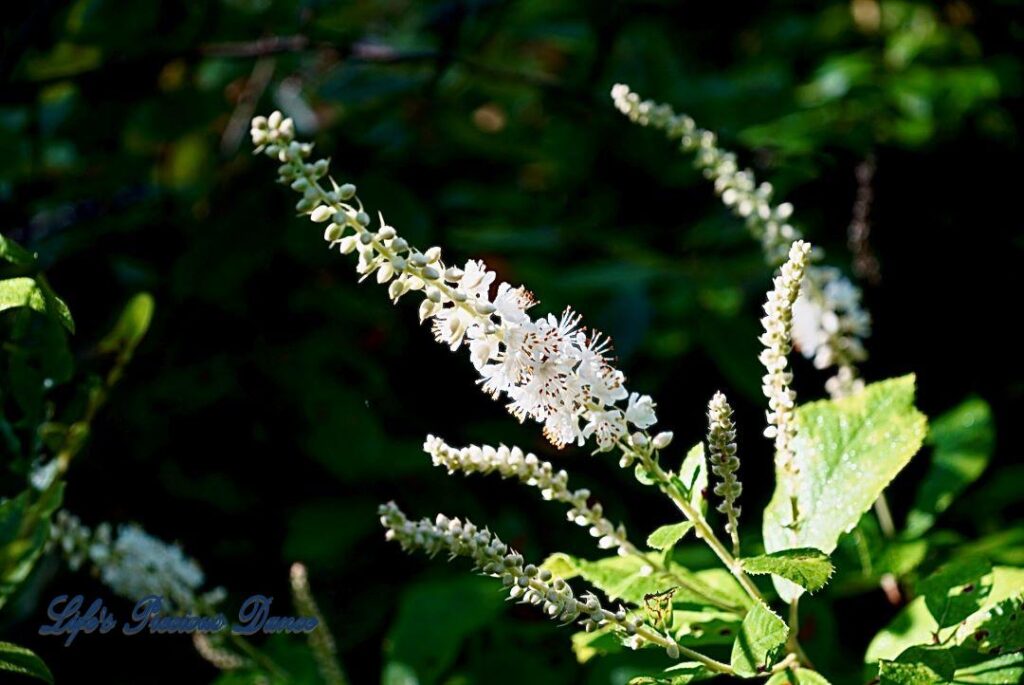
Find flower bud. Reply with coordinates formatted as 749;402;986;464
324;224;344;242
652;431;674;450
339;183;357;200
310;205;333;223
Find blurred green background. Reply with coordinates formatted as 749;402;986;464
1;0;1022;682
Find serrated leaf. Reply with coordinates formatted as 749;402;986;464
647;522;695;551
0;277;74;332
0;642;53;683
905;397;994;538
543;553;743;613
739;548;834;593
98;292;155;354
730;600;789;677
765;667;832;685
763;375;927;601
919;558;993;627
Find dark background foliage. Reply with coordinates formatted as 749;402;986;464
1;0;1022;683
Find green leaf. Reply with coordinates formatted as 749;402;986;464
918;558;993;627
571;626;622;663
952;651;1024;684
0;234;34;265
572;555;676;605
0;277;74;332
679;443;709;515
763;375;927;601
542;553;744;612
0;641;53;683
878;659;946;685
959;594;1024;655
739;548;834;593
647;522;695;551
98;292;155;354
896;646;956;680
865;597;937;665
905;397;994;538
730;600;789;677
866;567;1024;664
540;552;579;580
0;484;65;609
765;667;832;685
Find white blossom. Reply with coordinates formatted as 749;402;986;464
50;512;221;610
792;266;870;397
252;112;659;452
759;241;810;480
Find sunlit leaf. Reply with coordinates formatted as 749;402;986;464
739;548;834;593
647;522;695;551
0;642;53;684
730;600;788;677
763;375;927;600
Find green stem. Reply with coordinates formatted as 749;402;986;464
528;578;733;675
873;494;896;539
626;443;763;607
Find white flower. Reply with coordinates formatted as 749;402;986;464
493;283;534;324
459;259;496;300
759;241;810;478
100;525;205;608
252;114;660;452
582;409;627;452
431;306;479;351
624;393;657;429
542;409;584;449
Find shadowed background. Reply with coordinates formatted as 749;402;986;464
1;0;1022;682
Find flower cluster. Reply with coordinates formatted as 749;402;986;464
792;267;870;397
424;435;636;556
378;502;681;657
759;242;810;477
706;392;741;556
610;84;871;398
251;112;660;452
50;511;223;610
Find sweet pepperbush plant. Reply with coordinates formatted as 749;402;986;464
247;85;1024;685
